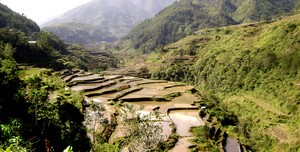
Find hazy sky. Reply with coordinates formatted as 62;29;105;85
1;0;91;25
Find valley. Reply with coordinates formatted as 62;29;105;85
42;0;178;45
1;0;300;151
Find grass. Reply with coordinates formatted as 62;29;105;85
18;67;44;80
142;14;300;151
222;93;299;151
190;126;219;152
242;94;288;116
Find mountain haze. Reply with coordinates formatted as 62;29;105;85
43;22;117;44
42;0;178;44
0;3;105;70
126;0;299;53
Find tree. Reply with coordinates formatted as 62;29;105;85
119;104;163;151
22;72;91;151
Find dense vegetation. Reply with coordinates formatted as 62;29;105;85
126;0;299;53
0;3;39;35
144;14;300;151
0;2;116;71
0;3;165;151
2;1;300;151
0;44;91;151
0;27;103;70
0;5;120;150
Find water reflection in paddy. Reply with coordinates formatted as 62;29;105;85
169;110;204;136
170;137;193;152
123;101;169;113
64;73;206;151
70;74;101;81
71;83;101;91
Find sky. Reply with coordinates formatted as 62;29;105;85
1;0;91;25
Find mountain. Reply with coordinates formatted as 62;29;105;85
42;0;178;44
123;13;300;151
126;0;299;53
43;22;117;44
0;3;40;35
0;3;107;70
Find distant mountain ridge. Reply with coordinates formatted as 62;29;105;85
126;0;300;53
43;22;118;44
0;3;102;70
42;0;178;44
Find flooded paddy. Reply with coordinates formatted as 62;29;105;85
171;137;194;152
169;110;204;136
70;74;102;82
61;72;205;151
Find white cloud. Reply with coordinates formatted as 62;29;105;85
1;0;91;25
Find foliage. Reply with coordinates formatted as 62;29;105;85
146;14;300;151
0;143;29;152
0;4;105;71
85;102;107;144
63;146;73;152
154;129;179;151
85;103;165;152
93;142;119;152
126;0;299;53
191;126;218;152
0;54;91;151
19;71;90;151
0;44;23;121
0;3;40;35
119;104;163;151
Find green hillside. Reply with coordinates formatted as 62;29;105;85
0;3;114;71
141;14;300;151
126;0;299;53
0;4;92;151
1;1;300;151
0;3;40;35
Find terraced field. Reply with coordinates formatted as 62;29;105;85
59;70;205;151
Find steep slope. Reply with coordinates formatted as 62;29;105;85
0;3;107;70
126;0;299;53
232;0;297;22
0;4;92;151
0;3;40;34
42;0;177;44
142;14;300;151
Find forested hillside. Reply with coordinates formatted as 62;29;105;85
0;3;94;151
0;3;116;70
126;0;299;53
0;3;39;35
143;14;300;151
1;1;300;151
